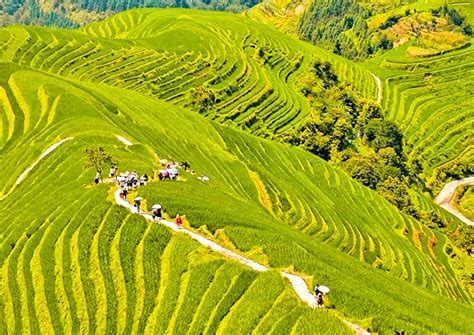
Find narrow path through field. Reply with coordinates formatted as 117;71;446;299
113;189;371;335
435;177;474;226
0;137;73;201
16;137;74;185
116;135;133;146
372;74;382;104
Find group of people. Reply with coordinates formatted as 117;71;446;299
131;194;184;228
117;170;149;199
158;160;195;181
149;203;183;228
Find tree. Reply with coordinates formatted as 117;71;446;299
344;156;382;189
189;86;215;113
364;119;403;154
84;147;117;182
377;176;412;210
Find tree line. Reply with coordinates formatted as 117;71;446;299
0;0;261;28
297;0;472;60
284;61;451;228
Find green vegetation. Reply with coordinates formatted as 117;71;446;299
284;61;430;224
454;185;474;221
298;0;472;59
366;43;474;192
0;7;472;334
84;147;117;182
0;9;377;140
0;0;261;27
0;61;472;332
246;0;312;34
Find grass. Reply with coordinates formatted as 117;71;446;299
363;40;474;190
454;185;474;220
0;8;472;334
0;9;378;140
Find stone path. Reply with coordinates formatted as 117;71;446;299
0;137;73;201
16;137;73;185
435;177;474;226
113;189;371;334
116;135;133;146
372;74;382;104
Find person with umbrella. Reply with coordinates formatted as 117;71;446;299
134;197;143;213
152;204;162;221
313;285;330;308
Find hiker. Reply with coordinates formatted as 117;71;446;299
314;284;320;296
134;197;142;213
122;188;128;200
180;161;190;171
313;285;329;308
168;168;178;180
175;214;183;228
316;292;323;308
94;171;101;184
152;204;162;221
159;170;169;180
109;166;117;178
140;174;148;186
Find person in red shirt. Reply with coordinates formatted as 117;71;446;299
175;214;183;228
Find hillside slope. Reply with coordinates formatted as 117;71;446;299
0;53;472;333
364;43;473;191
0;0;261;27
0;9;378;140
247;0;473;190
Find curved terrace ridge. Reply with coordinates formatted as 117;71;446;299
113;189;371;335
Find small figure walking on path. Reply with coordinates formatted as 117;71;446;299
134;197;142;213
109;166;117;178
175;214;183;228
122;188;128;200
316;292;323;308
314;284;320;296
313;285;329;308
152;204;162;221
94;171;101;184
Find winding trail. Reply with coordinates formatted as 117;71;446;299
15;137;74;185
372;74;382;104
114;189;370;334
116;135;133;146
435;177;474;226
0;137;73;201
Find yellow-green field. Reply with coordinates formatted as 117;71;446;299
0;8;472;334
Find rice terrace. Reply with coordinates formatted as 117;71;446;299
0;0;472;334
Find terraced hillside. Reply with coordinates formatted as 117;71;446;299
364;43;474;189
0;9;378;138
0;63;353;334
0;49;472;334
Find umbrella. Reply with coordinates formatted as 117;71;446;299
152;204;161;209
134;196;143;202
317;286;330;294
